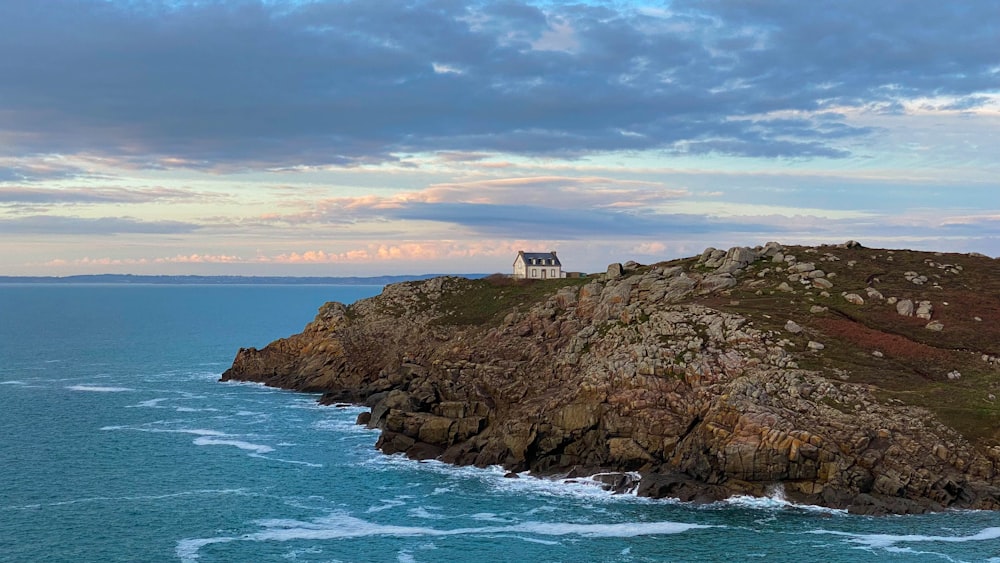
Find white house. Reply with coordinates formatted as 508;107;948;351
513;250;563;279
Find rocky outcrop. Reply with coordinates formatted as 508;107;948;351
222;242;1000;515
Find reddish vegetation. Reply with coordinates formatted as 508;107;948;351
814;316;951;363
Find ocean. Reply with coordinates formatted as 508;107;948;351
2;284;999;562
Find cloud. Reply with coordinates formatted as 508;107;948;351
0;215;200;235
0;186;217;205
0;160;95;182
268;241;523;264
256;175;692;225
1;1;997;168
631;241;668;255
254;176;775;239
37;240;537;269
389;201;764;238
154;253;243;264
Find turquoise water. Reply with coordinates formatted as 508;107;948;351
2;285;999;562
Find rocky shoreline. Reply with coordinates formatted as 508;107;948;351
221;241;1000;515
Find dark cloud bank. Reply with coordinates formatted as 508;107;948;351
0;0;997;168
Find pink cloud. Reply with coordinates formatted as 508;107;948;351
631;242;668;255
256;175;690;226
268;240;531;264
155;254;243;264
33;240;571;272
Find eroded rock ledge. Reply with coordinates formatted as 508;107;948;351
222;242;1000;515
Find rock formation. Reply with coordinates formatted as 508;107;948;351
222;242;1000;515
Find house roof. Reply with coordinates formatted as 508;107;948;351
516;251;561;266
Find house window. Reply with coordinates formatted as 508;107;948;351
531;269;537;278
550;269;555;278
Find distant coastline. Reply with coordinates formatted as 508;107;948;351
0;273;487;286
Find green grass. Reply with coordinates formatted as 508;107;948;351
429;275;592;326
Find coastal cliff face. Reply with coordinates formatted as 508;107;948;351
222;242;1000;515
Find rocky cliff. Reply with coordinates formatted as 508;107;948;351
222;242;1000;515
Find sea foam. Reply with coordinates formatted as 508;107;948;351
129;397;171;408
367;456;647;505
719;492;847;515
809;526;1000;549
192;437;274;454
177;511;713;561
67;385;133;392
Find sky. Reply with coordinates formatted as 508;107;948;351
1;0;998;276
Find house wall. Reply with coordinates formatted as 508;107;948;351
513;255;563;279
513;259;526;278
524;266;562;279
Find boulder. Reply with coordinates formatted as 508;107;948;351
699;274;737;294
812;278;834;290
417;415;456;445
896;299;915;317
844;293;865;305
916;301;934;320
865;287;884;300
761;241;784;257
719;246;759;272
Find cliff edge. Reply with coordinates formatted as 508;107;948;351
222;242;1000;515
